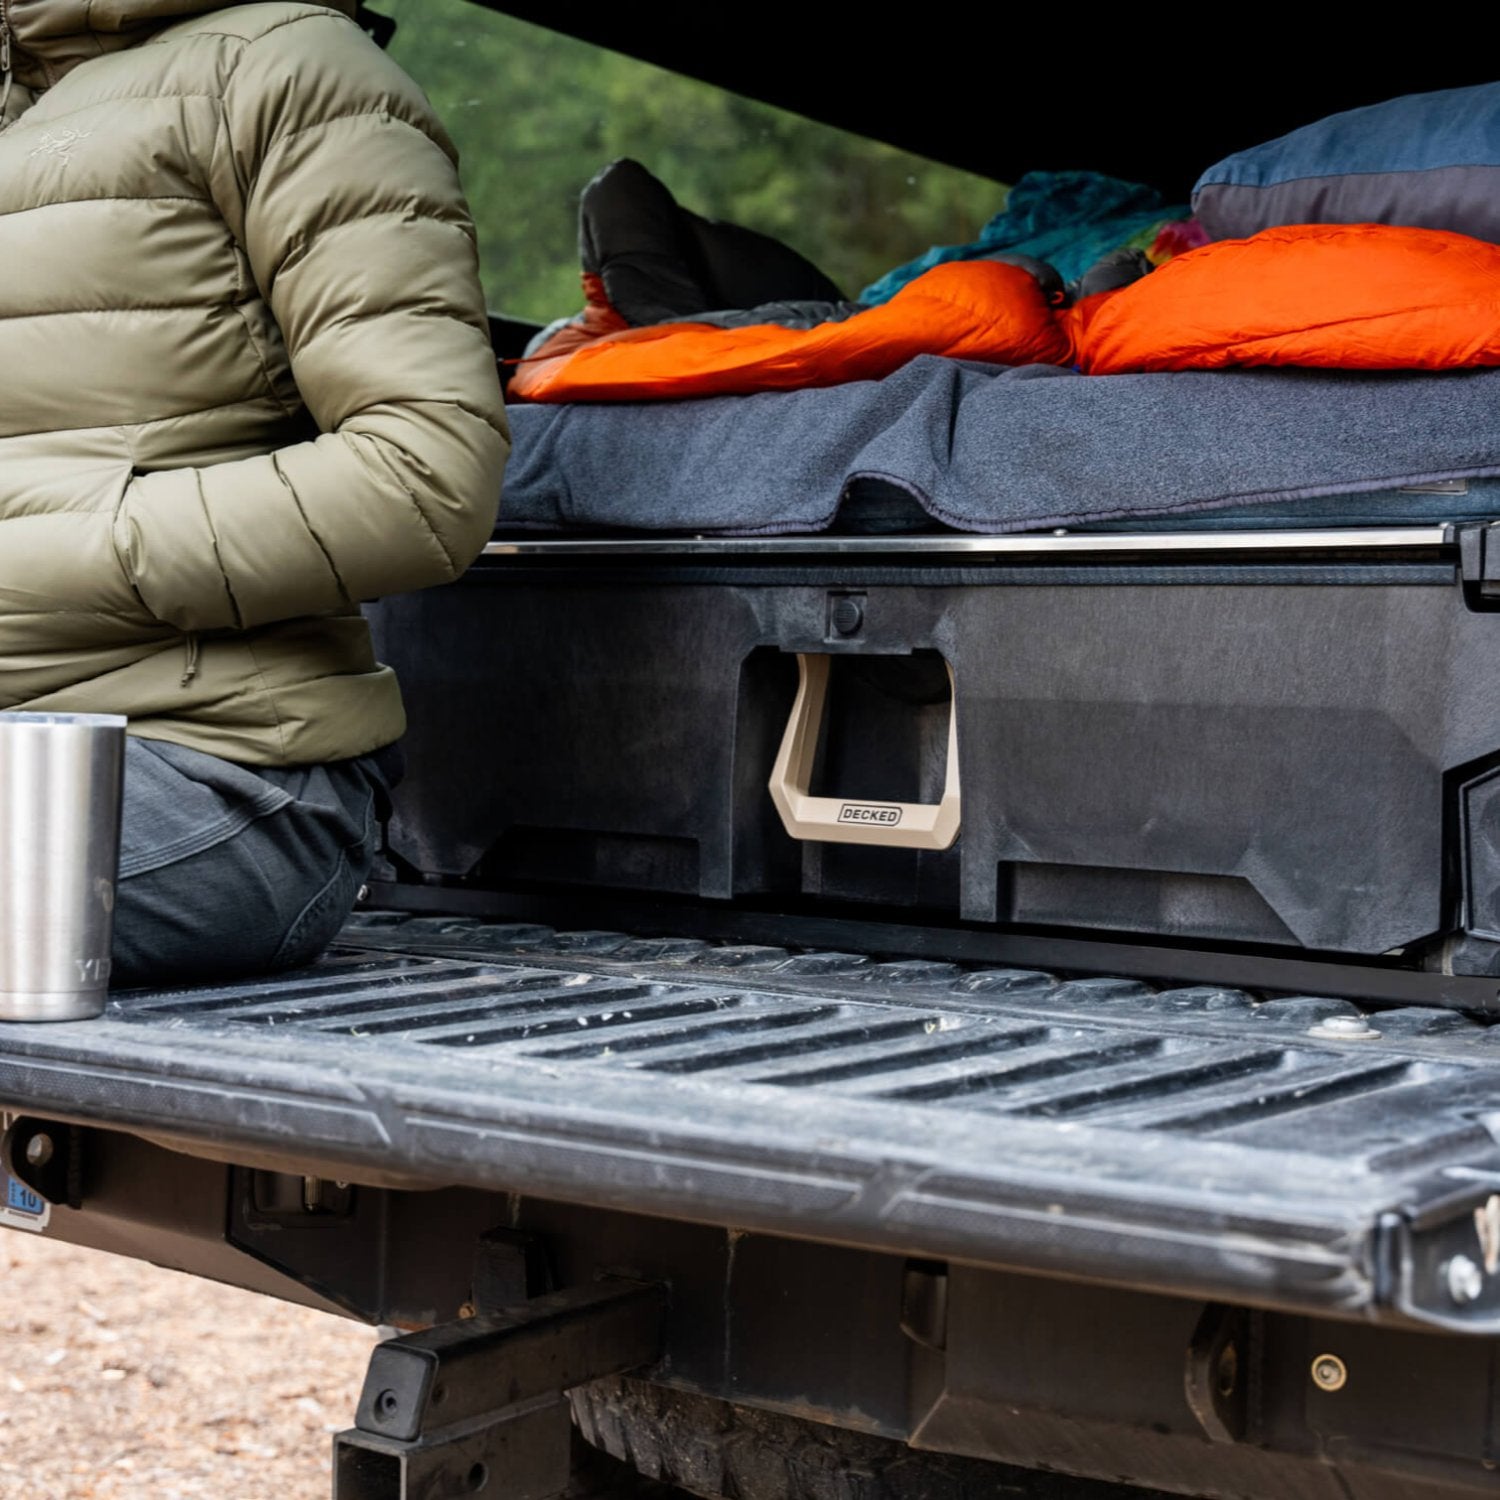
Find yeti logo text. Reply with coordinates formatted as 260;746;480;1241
838;803;902;826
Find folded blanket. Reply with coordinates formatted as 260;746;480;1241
499;355;1500;536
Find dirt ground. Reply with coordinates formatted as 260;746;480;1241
0;1230;379;1500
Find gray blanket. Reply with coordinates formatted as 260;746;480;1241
499;356;1500;534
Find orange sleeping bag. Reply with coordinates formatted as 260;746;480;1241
1076;224;1500;374
508;225;1500;402
507;260;1070;401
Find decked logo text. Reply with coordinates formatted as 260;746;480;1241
838;803;902;826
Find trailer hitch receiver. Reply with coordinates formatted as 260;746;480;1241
334;1277;666;1500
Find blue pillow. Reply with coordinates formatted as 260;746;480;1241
1192;82;1500;243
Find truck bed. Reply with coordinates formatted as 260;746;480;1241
4;908;1500;1335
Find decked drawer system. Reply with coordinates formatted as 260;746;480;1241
371;527;1500;975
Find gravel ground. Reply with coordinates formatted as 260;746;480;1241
0;1230;379;1499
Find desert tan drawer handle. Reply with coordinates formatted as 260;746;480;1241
768;654;960;850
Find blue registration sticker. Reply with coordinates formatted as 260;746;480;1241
0;1169;49;1233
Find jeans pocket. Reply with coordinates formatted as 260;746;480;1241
270;787;378;971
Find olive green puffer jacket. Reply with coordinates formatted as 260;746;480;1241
0;0;508;764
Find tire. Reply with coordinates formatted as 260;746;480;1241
571;1377;1174;1500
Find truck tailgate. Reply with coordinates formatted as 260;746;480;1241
4;911;1500;1334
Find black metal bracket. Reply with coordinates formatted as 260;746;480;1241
334;1278;667;1500
471;1228;555;1310
1458;523;1500;611
1382;1175;1500;1333
1184;1303;1252;1443
898;1259;949;1351
1;1116;87;1209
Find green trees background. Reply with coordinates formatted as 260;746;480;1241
381;0;1006;324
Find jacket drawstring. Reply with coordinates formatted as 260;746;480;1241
180;632;200;687
0;6;14;129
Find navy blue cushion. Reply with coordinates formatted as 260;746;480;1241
1192;82;1500;243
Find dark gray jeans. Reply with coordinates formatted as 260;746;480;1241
112;738;385;989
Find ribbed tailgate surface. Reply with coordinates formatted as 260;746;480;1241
4;911;1500;1327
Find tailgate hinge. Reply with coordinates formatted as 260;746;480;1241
1380;1166;1500;1333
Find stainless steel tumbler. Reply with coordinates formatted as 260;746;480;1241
0;713;127;1021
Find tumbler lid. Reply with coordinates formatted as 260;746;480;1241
0;712;128;728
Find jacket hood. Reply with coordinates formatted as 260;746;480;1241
4;0;358;88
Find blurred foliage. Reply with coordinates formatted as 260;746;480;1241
381;0;1007;324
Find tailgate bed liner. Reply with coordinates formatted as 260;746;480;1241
5;911;1500;1333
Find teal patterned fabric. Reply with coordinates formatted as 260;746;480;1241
858;171;1187;306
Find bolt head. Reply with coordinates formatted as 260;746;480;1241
1307;1015;1380;1041
1311;1353;1347;1392
24;1134;54;1168
1446;1254;1485;1305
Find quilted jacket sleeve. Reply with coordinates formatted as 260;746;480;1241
113;11;508;632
